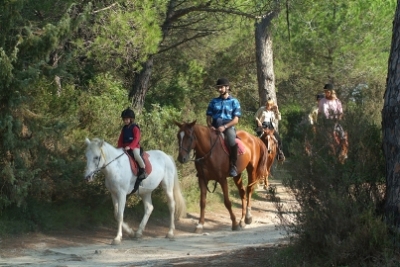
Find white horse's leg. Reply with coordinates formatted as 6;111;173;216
122;221;135;238
164;188;176;239
111;193;127;245
134;193;154;238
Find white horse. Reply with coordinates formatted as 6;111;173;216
84;138;186;245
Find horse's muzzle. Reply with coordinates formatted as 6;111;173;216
85;173;95;182
177;155;188;164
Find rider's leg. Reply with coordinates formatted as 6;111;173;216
127;149;135;160
225;127;238;177
336;123;346;140
133;148;147;180
274;131;285;162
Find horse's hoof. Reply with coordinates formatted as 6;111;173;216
166;233;175;240
194;225;203;234
239;221;248;229
111;239;121;245
245;217;252;224
128;231;135;238
232;224;241;231
134;232;143;239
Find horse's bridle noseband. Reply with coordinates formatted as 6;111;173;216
179;126;223;193
179;127;196;155
86;148;125;179
180;127;221;162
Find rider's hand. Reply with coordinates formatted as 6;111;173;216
125;146;130;150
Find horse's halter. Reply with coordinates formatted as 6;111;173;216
85;148;125;180
179;126;221;193
180;126;221;162
178;127;196;155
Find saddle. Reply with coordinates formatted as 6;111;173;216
219;135;246;155
126;150;152;176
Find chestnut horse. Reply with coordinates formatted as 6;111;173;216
305;123;348;164
175;120;270;233
255;125;277;189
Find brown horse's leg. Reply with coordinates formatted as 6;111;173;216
245;176;257;225
195;177;207;233
263;174;269;190
233;174;246;228
220;179;240;231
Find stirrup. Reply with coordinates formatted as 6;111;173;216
138;168;147;180
277;152;285;162
229;165;238;177
132;179;142;194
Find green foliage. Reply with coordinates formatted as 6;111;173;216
273;0;392;114
87;0;166;73
0;1;91;210
277;108;394;266
137;103;197;155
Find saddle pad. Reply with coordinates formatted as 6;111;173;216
219;135;246;155
127;152;152;176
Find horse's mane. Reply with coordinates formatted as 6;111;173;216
87;138;123;157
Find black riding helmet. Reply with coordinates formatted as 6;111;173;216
121;107;135;119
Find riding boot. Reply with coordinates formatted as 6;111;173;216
277;145;285;162
229;144;238;177
137;167;147;180
132;168;146;194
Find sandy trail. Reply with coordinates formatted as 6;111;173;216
0;180;294;267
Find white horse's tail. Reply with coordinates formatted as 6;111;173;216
169;155;187;219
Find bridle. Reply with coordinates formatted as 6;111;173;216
179;126;221;193
259;127;276;153
178;127;195;155
85;148;125;179
179;127;220;162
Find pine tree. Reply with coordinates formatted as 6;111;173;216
0;1;89;209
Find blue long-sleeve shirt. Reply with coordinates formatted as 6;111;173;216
206;95;241;127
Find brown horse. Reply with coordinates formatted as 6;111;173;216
175;120;270;232
333;129;348;164
305;123;348;164
255;125;277;189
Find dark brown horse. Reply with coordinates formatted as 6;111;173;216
255;125;277;189
175;120;270;232
305;122;348;164
333;129;348;164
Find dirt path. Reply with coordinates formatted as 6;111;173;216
0;180;294;267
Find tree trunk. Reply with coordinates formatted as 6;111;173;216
129;56;154;112
382;0;400;231
255;12;279;107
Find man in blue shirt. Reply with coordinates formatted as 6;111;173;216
206;78;242;177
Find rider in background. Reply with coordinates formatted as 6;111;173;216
255;98;285;162
318;84;345;140
206;78;241;177
308;93;325;126
117;107;147;181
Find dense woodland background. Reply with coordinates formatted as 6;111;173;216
1;1;399;266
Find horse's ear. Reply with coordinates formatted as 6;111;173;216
174;121;182;128
85;138;91;145
100;139;105;147
189;120;197;126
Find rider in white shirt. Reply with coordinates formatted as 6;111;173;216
255;98;285;162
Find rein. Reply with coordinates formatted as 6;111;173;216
87;149;125;178
185;128;221;193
